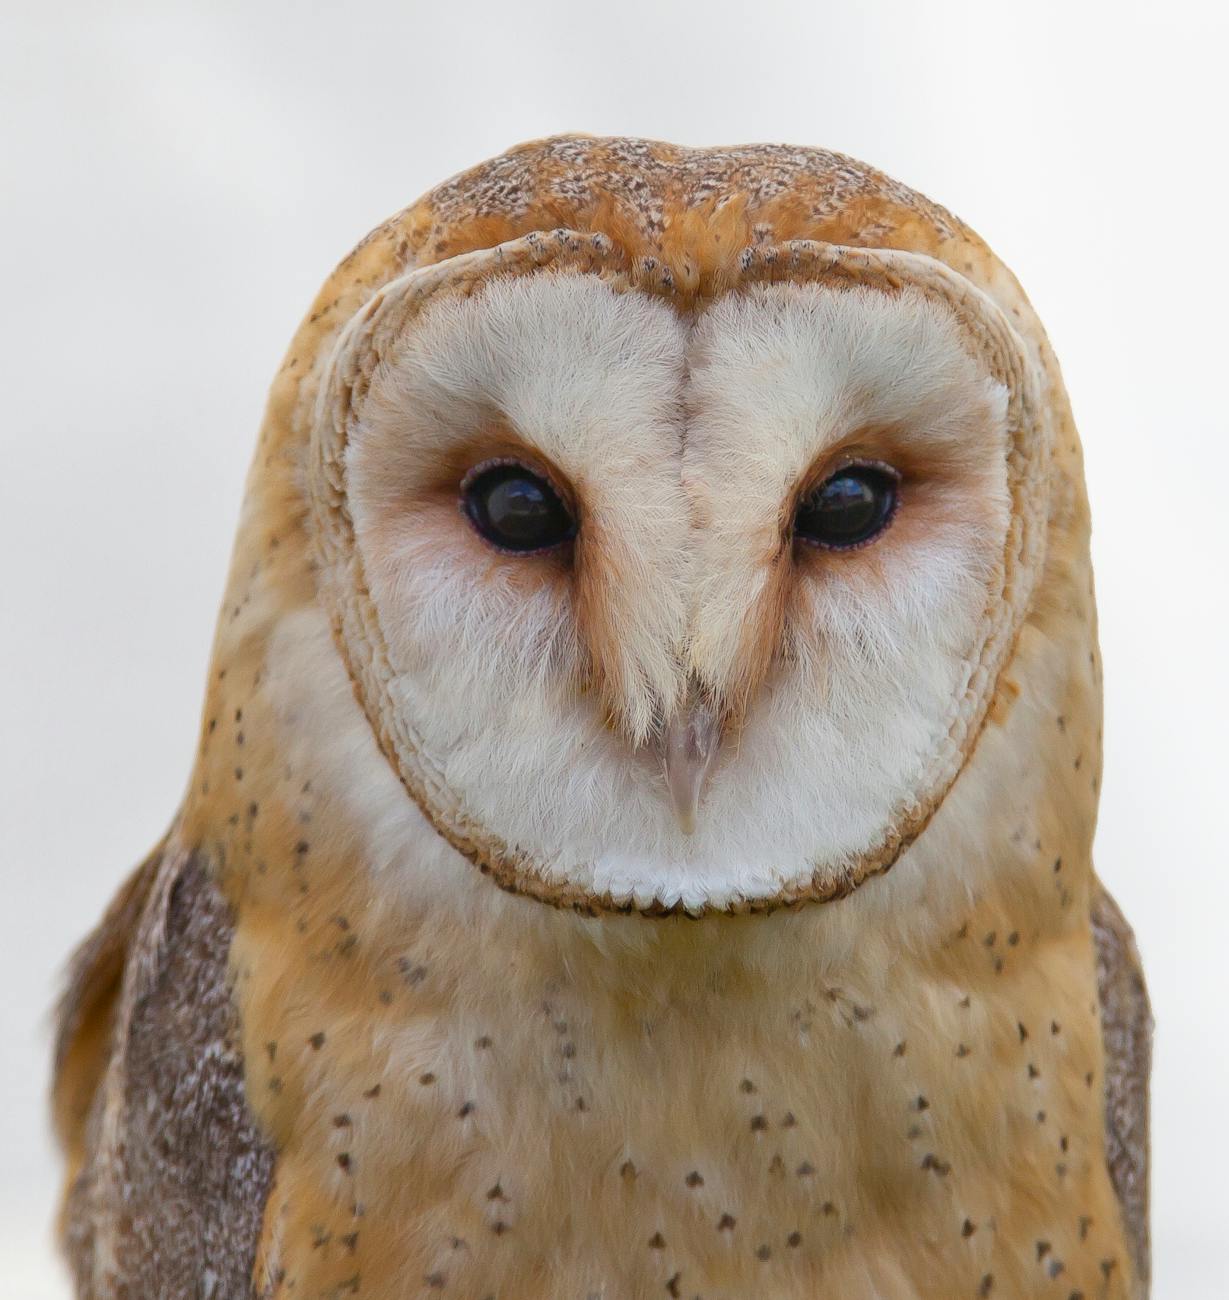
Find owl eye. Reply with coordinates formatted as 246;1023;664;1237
460;461;576;553
794;463;900;550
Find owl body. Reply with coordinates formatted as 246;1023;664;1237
54;138;1150;1299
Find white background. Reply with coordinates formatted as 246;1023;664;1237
2;2;1225;1295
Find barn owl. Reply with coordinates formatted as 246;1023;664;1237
53;136;1152;1299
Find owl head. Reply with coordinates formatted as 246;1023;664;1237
195;138;1061;917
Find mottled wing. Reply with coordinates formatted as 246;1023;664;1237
53;841;163;1178
52;842;274;1298
1091;881;1153;1295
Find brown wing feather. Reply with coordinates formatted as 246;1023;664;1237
52;842;274;1297
1092;881;1153;1294
51;838;165;1184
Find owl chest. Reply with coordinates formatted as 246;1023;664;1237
245;937;1132;1300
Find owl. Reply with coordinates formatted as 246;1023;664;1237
52;136;1151;1299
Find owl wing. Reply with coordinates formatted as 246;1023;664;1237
1091;881;1153;1294
52;839;274;1297
52;838;164;1174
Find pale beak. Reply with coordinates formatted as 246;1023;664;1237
660;696;722;835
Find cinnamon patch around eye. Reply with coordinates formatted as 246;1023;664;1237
363;424;584;596
419;424;582;524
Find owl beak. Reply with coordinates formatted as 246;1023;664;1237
661;696;722;835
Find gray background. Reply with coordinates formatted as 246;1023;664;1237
2;1;1225;1294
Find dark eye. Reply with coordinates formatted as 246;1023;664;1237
461;461;576;553
794;463;900;550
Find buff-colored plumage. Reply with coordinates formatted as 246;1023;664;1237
53;136;1151;1299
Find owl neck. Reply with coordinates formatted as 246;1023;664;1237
219;776;1124;1298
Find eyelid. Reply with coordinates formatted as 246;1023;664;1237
804;456;902;497
459;456;535;492
459;455;580;518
